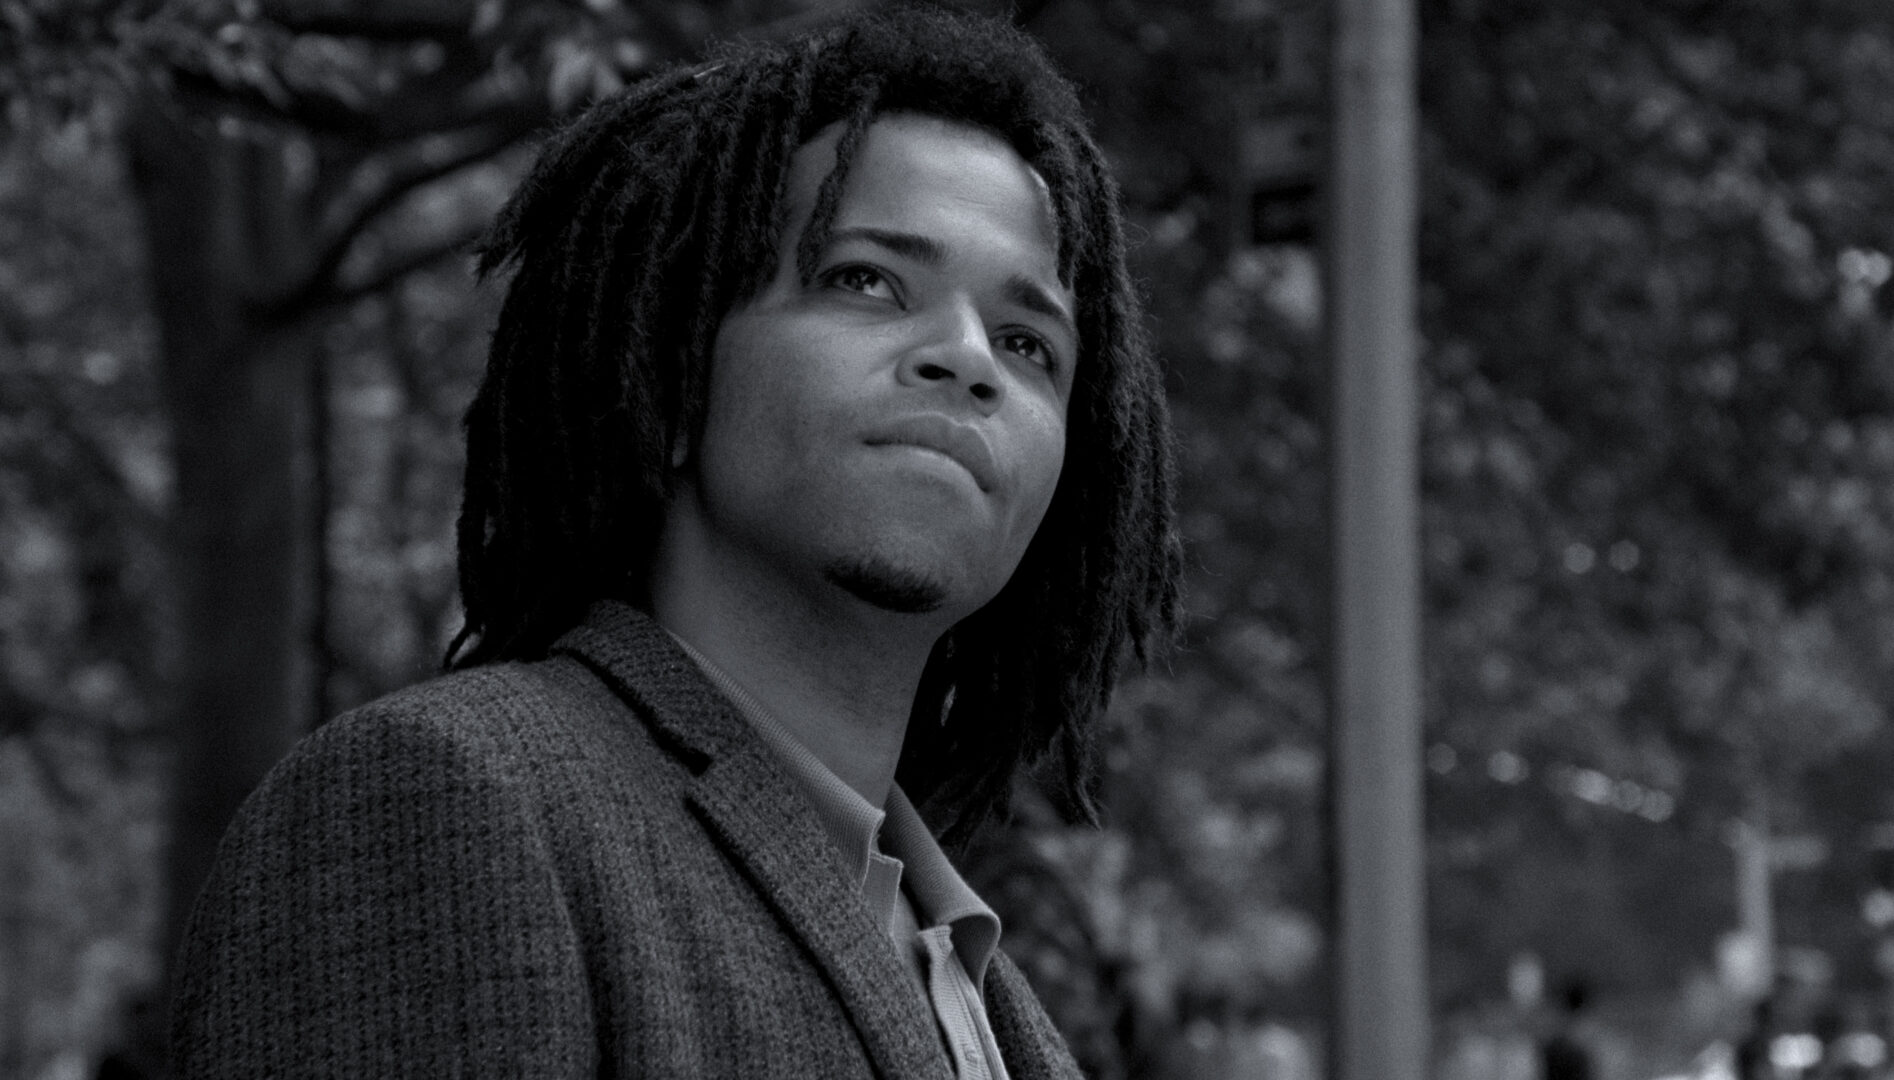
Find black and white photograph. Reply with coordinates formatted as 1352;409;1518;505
7;1;1894;1078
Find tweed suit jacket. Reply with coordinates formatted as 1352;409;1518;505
171;600;1084;1079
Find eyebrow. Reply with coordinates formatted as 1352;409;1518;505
829;225;1078;346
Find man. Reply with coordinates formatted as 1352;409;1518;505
171;6;1179;1077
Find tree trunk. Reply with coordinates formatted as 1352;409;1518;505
126;100;322;1072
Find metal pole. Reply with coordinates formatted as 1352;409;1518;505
1731;817;1777;993
1326;0;1424;1073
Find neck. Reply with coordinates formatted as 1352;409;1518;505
648;518;951;809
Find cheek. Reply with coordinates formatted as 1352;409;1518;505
705;332;803;449
1016;412;1068;528
711;319;854;433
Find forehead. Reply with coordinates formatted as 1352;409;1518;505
785;113;1064;269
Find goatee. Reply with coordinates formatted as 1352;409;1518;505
823;555;947;614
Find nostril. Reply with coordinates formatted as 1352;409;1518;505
916;362;952;381
970;383;997;402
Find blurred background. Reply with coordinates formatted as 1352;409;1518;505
9;0;1894;1077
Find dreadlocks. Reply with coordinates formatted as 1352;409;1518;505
452;4;1181;847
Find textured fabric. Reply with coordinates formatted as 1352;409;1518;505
170;599;1085;1080
665;632;896;915
667;633;1003;975
666;630;1011;1080
668;633;889;885
883;794;1013;1080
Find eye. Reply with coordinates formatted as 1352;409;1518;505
822;264;899;302
997;330;1059;374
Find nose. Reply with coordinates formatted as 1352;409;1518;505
897;303;1002;414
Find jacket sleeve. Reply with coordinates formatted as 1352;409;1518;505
170;703;597;1079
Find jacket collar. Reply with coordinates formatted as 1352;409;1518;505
551;600;956;1080
550;599;749;766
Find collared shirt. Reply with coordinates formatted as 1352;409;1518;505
669;633;1010;1080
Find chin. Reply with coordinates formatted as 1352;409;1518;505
821;554;950;615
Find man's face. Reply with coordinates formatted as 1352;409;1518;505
675;113;1076;621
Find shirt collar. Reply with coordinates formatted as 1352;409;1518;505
881;785;1002;988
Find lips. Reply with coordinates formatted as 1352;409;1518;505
863;414;999;492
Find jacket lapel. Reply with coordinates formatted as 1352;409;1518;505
984;952;1086;1080
689;752;954;1080
554;601;955;1080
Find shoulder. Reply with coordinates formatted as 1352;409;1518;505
327;654;617;745
220;653;675;869
180;651;682;972
297;655;638;781
172;659;615;1075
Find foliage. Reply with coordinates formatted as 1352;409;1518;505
14;0;1894;1076
1416;0;1894;1004
1018;0;1894;1066
0;120;167;1078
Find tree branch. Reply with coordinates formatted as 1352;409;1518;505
299;220;489;318
259;0;479;40
167;65;378;133
165;45;557;142
283;118;533;309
